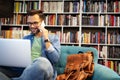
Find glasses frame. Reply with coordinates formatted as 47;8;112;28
27;21;40;26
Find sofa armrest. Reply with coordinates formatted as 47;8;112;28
92;63;120;80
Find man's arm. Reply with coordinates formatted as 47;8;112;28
44;34;61;65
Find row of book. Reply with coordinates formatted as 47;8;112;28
82;15;98;26
50;14;79;26
108;31;120;44
82;14;120;27
82;31;120;44
100;15;120;26
41;1;80;12
80;45;120;59
1;27;30;39
14;0;120;13
14;1;39;13
82;0;99;12
61;31;79;43
45;30;80;43
81;32;105;44
14;1;80;13
0;14;27;25
43;30;78;44
57;14;79;26
99;46;107;58
99;60;120;75
2;14;120;27
108;46;120;58
0;14;79;26
107;0;120;12
82;0;120;12
99;46;120;58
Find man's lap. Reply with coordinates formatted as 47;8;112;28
0;66;24;78
0;57;53;80
12;57;54;80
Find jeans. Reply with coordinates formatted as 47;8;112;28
0;72;11;80
12;57;53;80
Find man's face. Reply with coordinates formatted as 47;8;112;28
27;14;42;35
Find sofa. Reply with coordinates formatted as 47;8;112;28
55;46;120;80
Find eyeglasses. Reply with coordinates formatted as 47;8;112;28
27;21;40;26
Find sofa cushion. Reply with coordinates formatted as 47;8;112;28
55;46;98;75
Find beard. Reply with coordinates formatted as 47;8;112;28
29;27;40;35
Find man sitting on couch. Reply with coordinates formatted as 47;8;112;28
0;9;61;80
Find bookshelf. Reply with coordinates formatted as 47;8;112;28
81;0;120;75
0;0;120;75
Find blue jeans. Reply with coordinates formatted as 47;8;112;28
12;57;53;80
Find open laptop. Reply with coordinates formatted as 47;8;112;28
0;38;32;67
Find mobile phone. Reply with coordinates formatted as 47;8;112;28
41;21;45;27
38;21;45;32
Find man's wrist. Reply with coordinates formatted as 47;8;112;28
44;39;52;50
44;39;50;43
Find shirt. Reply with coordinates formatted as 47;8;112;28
31;37;41;61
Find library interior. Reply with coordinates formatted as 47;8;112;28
0;0;120;80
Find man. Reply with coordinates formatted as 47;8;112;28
0;9;61;80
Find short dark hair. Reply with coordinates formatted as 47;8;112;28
27;9;45;20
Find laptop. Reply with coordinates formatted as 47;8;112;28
0;38;32;67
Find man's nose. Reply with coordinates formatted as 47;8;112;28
30;24;34;28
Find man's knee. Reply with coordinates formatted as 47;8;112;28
33;57;53;73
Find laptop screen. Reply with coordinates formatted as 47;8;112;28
0;38;32;67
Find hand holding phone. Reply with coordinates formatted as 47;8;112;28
38;21;45;32
39;21;48;39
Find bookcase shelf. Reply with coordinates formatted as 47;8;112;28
81;0;120;75
0;0;120;75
